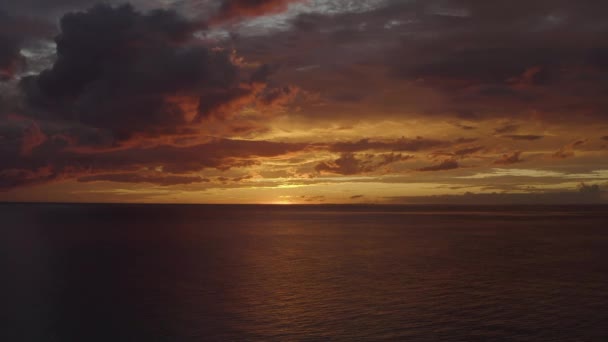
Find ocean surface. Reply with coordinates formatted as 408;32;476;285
1;204;608;341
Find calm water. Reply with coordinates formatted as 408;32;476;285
1;204;608;341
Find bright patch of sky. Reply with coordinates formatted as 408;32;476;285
20;40;57;77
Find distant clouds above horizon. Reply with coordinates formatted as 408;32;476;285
1;0;608;203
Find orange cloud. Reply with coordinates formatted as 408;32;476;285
417;159;459;172
315;152;412;175
494;151;523;165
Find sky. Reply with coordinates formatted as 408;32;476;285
0;0;607;204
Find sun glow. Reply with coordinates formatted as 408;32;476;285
271;200;293;205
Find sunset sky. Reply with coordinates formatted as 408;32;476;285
1;0;607;204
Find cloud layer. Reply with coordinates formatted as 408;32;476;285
1;0;608;203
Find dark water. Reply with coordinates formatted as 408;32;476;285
1;204;608;341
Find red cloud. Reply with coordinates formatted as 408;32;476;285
213;0;301;24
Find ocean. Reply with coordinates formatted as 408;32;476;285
1;203;607;341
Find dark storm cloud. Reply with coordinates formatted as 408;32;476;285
417;159;460;172
384;1;608;118
0;10;50;80
21;4;205;134
388;0;608;77
0;0;102;12
0;35;24;80
0;0;145;18
230;0;608;122
19;4;287;142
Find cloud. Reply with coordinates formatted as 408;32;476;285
0;138;310;190
388;1;608;79
0;10;57;81
328;137;447;153
0;36;25;81
386;184;605;205
299;194;325;202
314;153;364;175
2;0;608;201
1;0;114;13
493;151;523;165
418;159;459;172
0;11;40;80
18;120;47;156
502;135;544;141
77;172;210;186
552;149;574;159
258;85;299;107
494;123;519;134
213;0;300;23
459;168;572;179
0;166;56;190
454;146;484;157
0;118;53;169
430;146;484;160
376;152;414;168
19;4;290;143
266;0;608;121
315;152;412;175
550;140;586;159
453;122;476;130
